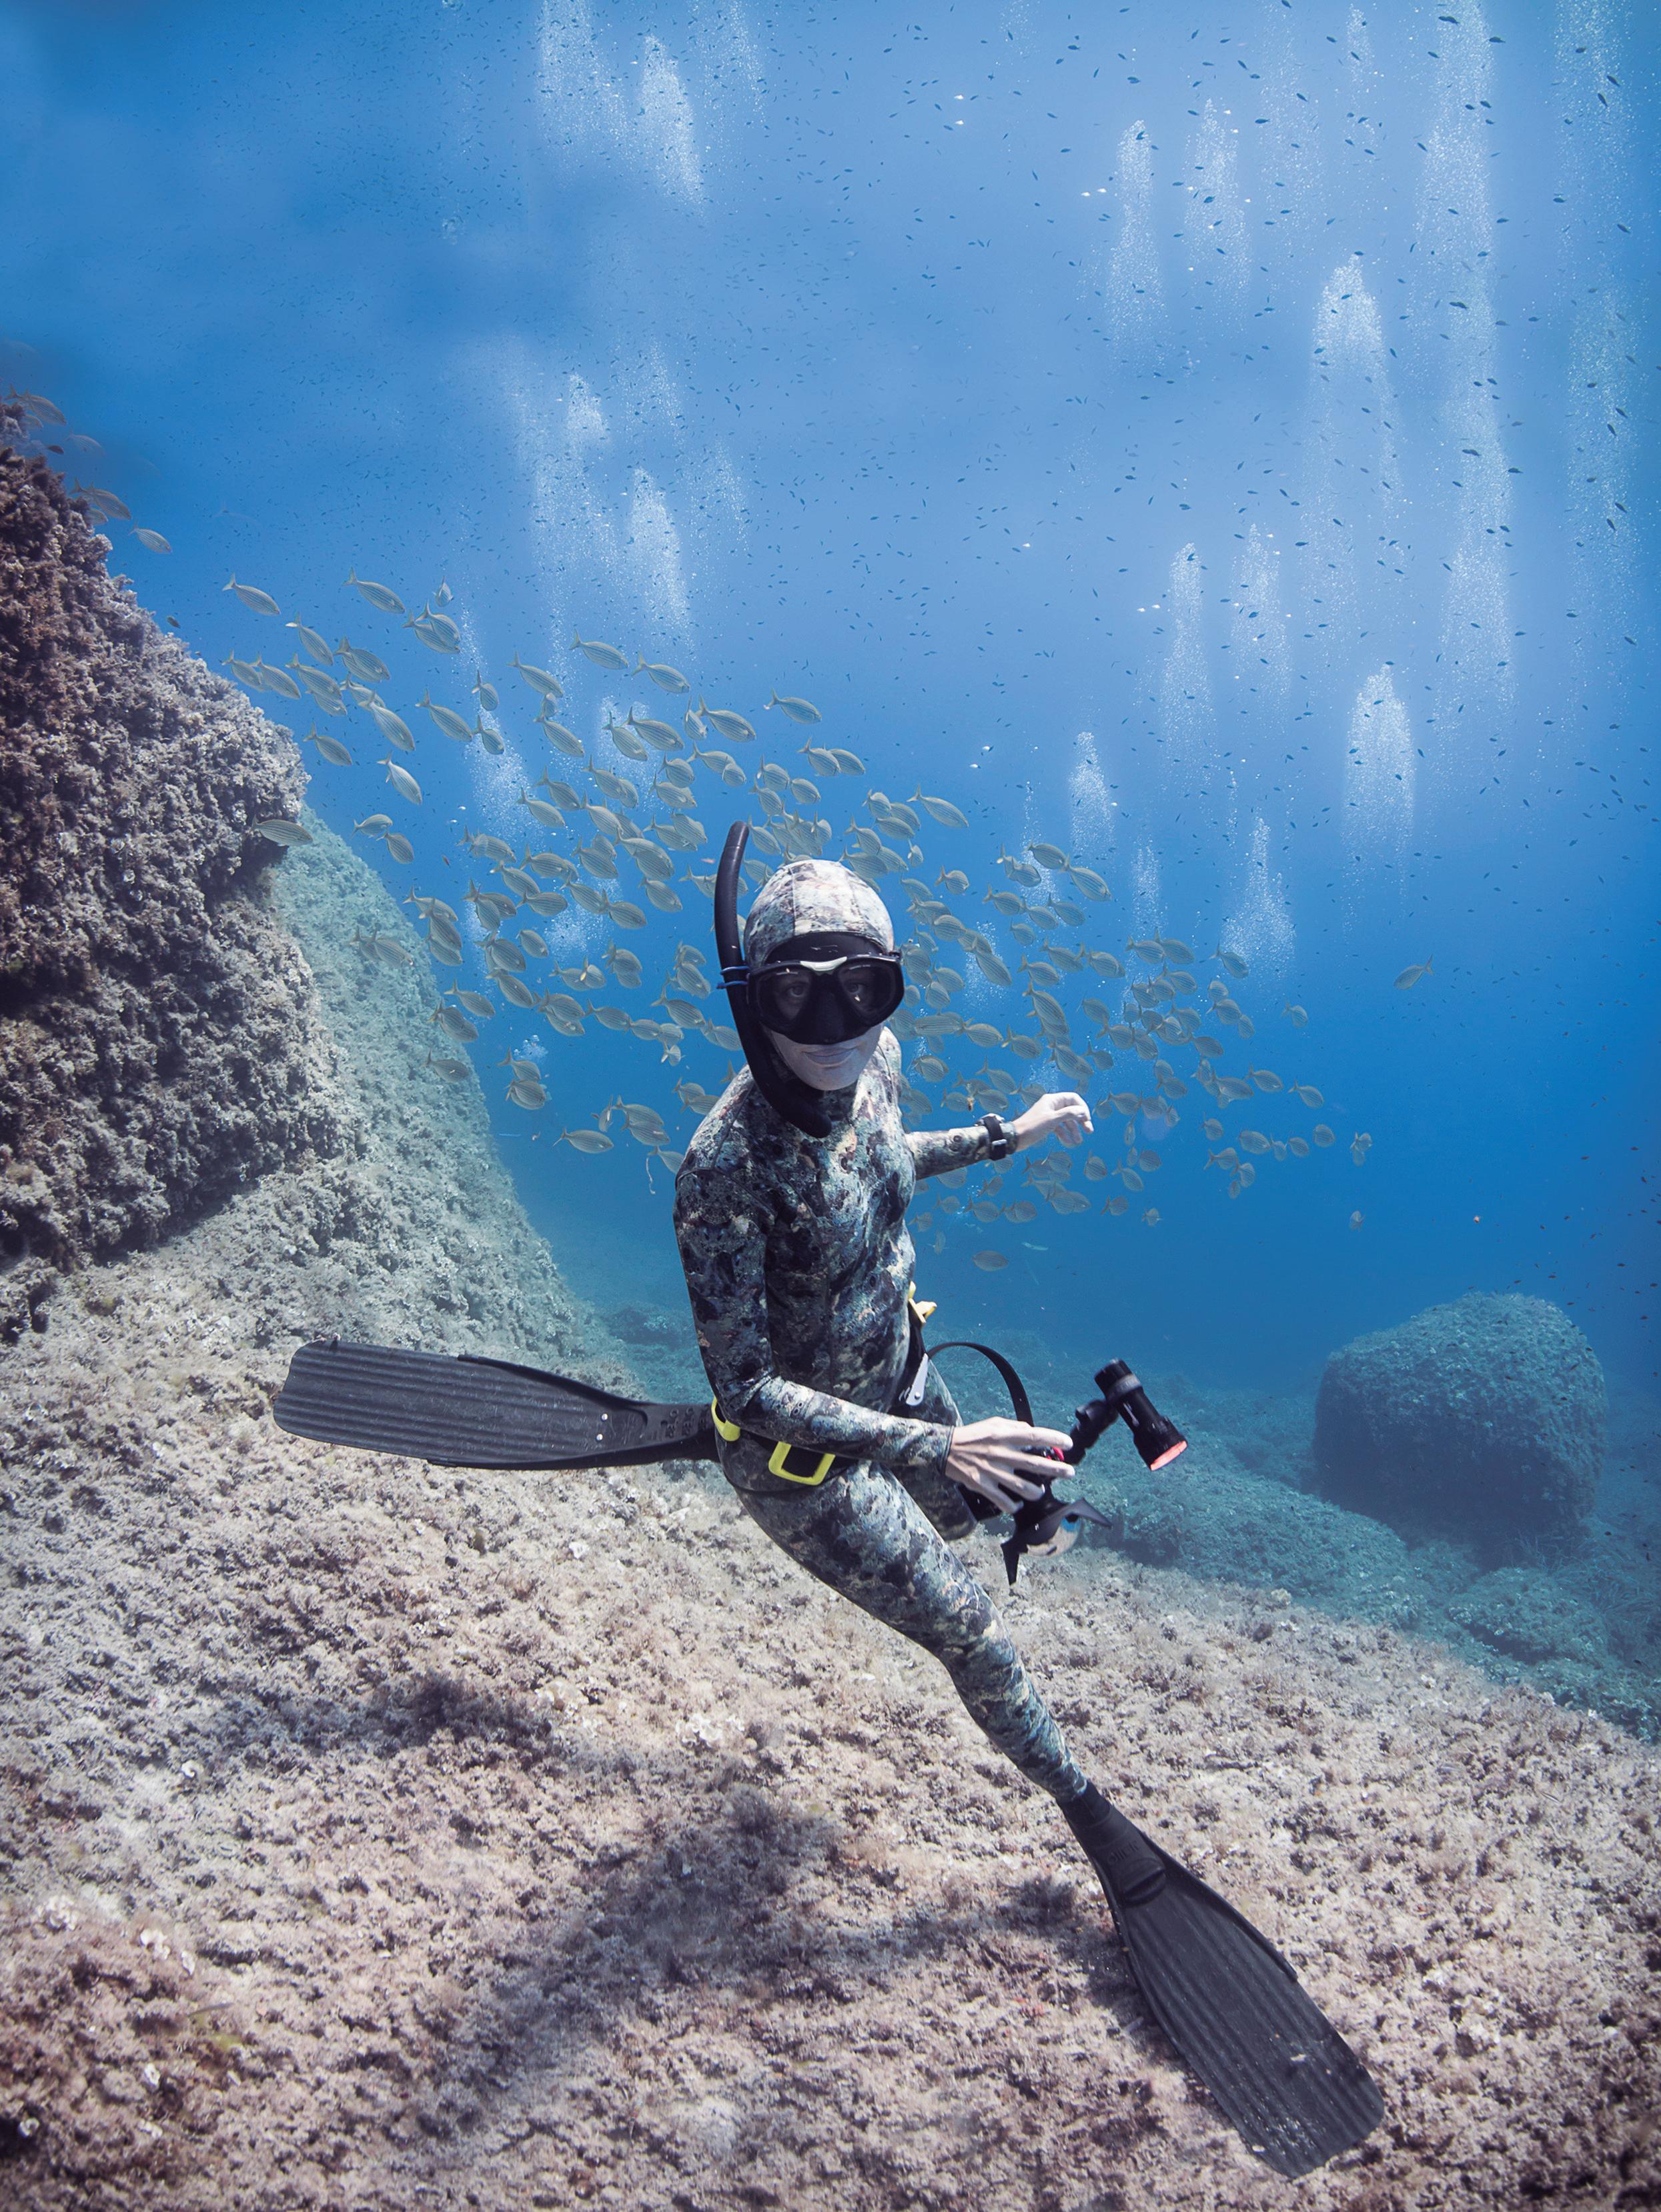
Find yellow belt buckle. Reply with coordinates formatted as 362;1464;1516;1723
767;1438;837;1485
710;1397;742;1444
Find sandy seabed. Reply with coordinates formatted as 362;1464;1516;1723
0;794;1657;2212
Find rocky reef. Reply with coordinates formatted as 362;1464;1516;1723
0;421;339;1340
1311;1293;1606;1561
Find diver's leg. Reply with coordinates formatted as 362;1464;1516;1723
734;1464;1088;1805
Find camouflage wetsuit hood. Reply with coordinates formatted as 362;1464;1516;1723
673;857;1089;1805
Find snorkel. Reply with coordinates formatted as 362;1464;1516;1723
714;820;833;1138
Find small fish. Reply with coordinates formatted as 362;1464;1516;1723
452;989;496;1020
1283;1002;1309;1028
252;817;312;846
915;791;968;830
474;672;500;712
131;527;171;553
420;694;476;744
627;710;683;754
382;758;422;804
541;717;586;758
1287;1135;1311;1158
638;655;690;694
828;748;865;776
367;701;415;752
1349;1210;1364;1231
338;640;391;684
286;621;334;666
508;1079;548;1111
972;1250;1008;1272
1030;842;1069;871
560;1128;615;1154
1239;1130;1271;1156
431;1005;478;1042
975;948;1013;988
1213;948;1249;980
1312;1124;1336;1148
346;570;406;615
765;688;822;724
1127;939;1163;962
1249;1068;1283;1094
384;834;415;865
408;608;462;653
521;792;564;830
606;946;645;988
1207;1148;1239;1173
1394;960;1433;990
512;652;564;700
252;660;302;700
223;575;281;616
1105;1196;1129;1216
609;899;648;930
306;727;353;768
290;661;344;712
432;578;453;605
572;632;630;671
1115;1166;1145;1192
698;698;756;745
426;1054;471;1084
1292;1084;1323;1108
354;813;394;838
354;927;414;970
589;765;640;810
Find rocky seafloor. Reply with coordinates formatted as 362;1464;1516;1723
1;447;1659;2212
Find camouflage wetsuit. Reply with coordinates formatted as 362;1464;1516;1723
672;860;1088;1808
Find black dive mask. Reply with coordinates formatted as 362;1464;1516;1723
750;932;906;1045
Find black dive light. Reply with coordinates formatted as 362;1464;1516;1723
1067;1360;1188;1474
938;1344;1187;1586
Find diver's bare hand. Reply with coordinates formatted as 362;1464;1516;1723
1011;1092;1093;1152
947;1418;1072;1514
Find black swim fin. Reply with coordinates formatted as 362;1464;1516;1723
1063;1783;1385;2179
272;1340;719;1472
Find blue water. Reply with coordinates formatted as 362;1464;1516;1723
3;0;1654;1394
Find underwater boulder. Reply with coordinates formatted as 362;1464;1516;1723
1311;1292;1605;1560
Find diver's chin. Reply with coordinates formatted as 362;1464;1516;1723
768;1029;881;1093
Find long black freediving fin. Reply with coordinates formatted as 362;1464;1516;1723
271;1340;719;1471
1061;1783;1386;2179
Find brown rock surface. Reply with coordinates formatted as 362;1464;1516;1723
0;421;335;1338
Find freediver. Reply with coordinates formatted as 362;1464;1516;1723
672;842;1101;1813
272;821;1386;2176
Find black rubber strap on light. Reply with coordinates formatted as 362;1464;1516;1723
929;1339;1034;1426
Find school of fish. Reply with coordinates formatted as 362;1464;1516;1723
190;556;1410;1252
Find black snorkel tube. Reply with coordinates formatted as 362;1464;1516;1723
714;820;832;1139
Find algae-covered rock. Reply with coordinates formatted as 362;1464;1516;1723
0;421;336;1334
1448;1568;1610;1665
1311;1292;1605;1558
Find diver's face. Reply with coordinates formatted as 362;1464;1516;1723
768;1026;885;1092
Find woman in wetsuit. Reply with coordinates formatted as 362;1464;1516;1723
672;846;1097;1811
